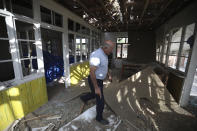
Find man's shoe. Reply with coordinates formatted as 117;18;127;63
96;119;109;125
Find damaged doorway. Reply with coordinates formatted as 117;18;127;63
41;28;64;86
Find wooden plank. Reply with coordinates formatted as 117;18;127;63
139;0;150;24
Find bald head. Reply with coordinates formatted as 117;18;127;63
102;40;115;55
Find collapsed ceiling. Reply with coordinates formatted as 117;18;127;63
55;0;194;32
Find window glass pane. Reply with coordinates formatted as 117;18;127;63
68;34;74;64
122;44;128;58
162;55;166;64
76;36;81;62
81;26;86;34
75;23;80;32
156;53;159;61
117;44;121;57
87;28;90;35
171;28;182;42
40;6;52;24
117;38;125;43
82;43;87;61
68;19;74;31
0;40;11;60
76;38;80;44
82;39;86;43
0;16;8;38
181;42;190;57
169;42;180;56
168;56;177;69
126;38;128;43
54;12;62;27
21;58;38;76
18;41;37;58
12;0;33;18
41;28;63;57
15;20;35;40
156;47;159;53
168;42;180;68
0;62;15;81
179;57;188;72
159;45;163;53
185;23;195;41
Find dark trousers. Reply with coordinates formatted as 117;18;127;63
80;75;104;121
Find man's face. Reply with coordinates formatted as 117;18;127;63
105;46;114;55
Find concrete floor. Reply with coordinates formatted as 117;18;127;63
13;76;132;131
12;67;197;131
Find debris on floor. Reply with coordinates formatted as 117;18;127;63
59;105;122;131
104;66;197;131
11;67;197;131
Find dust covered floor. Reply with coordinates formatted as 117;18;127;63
13;78;131;131
11;67;197;131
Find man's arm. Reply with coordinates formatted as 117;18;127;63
90;66;101;98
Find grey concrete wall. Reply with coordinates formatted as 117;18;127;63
127;31;156;63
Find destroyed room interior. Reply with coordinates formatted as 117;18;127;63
0;0;197;131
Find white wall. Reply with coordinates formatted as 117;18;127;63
102;32;128;68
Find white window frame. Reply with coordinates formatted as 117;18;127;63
116;37;129;59
0;12;16;86
67;22;100;65
157;23;196;74
0;7;44;89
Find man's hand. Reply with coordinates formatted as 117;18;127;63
95;87;102;99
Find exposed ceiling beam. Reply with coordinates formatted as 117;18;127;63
97;0;120;31
118;0;128;24
74;0;110;30
139;0;150;24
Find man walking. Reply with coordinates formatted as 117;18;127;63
80;40;115;125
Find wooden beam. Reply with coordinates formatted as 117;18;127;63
97;0;120;31
74;0;110;30
139;0;150;24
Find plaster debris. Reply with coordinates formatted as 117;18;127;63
32;123;55;131
59;105;122;131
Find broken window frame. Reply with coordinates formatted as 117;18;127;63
0;7;45;89
15;19;38;78
68;27;99;64
0;14;15;84
40;5;63;27
156;44;161;62
158;23;196;73
116;37;129;59
178;23;196;72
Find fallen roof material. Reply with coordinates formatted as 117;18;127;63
104;67;197;131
